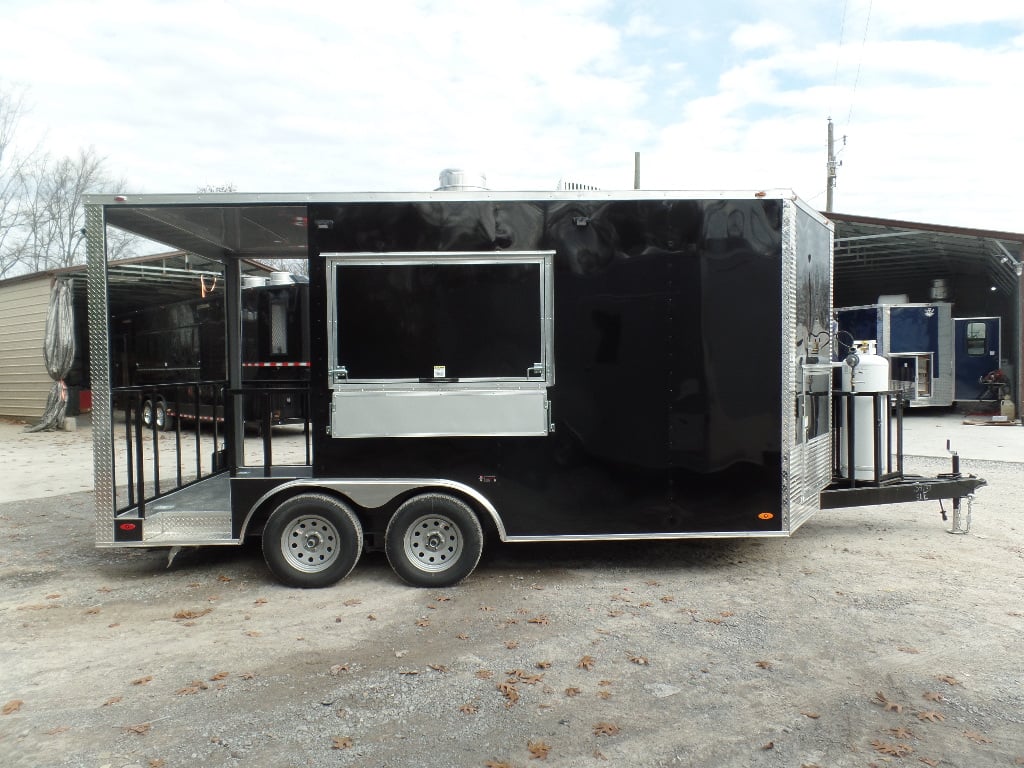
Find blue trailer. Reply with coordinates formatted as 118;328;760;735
835;302;1001;407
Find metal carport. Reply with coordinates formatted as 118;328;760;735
828;212;1024;418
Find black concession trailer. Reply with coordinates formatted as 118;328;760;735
84;190;985;588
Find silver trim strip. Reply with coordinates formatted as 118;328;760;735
504;531;793;543
85;189;802;207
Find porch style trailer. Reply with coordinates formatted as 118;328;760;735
84;191;985;588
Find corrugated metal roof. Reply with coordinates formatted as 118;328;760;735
828;212;1024;296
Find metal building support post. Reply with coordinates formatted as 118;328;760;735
1018;244;1023;424
225;257;245;471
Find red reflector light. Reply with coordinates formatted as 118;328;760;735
119;522;137;531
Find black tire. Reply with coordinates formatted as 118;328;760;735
154;399;173;431
141;399;154;429
385;493;484;588
262;493;363;588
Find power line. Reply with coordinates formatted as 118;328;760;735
845;0;873;130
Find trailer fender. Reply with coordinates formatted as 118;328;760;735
238;478;507;542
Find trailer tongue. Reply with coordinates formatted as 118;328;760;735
84;190;985;588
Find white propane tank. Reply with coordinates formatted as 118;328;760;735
840;342;890;480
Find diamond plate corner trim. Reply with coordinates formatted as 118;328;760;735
86;204;114;545
780;199;798;532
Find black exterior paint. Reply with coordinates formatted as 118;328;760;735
300;198;789;537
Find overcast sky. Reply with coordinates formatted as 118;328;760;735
3;0;1023;232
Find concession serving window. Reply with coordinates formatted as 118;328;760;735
325;251;555;438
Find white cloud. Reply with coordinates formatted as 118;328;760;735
0;0;1022;232
730;21;794;52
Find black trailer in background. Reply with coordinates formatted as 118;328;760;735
84;191;984;588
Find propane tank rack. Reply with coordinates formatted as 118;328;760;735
821;390;986;510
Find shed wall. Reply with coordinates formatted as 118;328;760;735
0;276;52;418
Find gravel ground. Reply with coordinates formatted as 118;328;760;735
0;420;1022;767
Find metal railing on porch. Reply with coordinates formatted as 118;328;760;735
111;381;311;517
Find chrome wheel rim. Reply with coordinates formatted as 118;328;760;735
280;514;340;573
403;514;463;573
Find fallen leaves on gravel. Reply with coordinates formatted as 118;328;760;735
176;680;209;695
331;736;353;749
527;740;551;760
101;696;122;707
507;669;543;684
888;726;915;739
577;655;596;670
923;691;945;702
919;758;940;767
874;691;904;713
565;687;582;697
964;730;992;744
46;725;70;735
209;671;229;681
871;739;913;757
755;660;773;669
173;608;212;620
505;640;519;649
149;760;166;768
330;664;351;675
527;615;549;625
3;700;23;715
123;722;152;735
629;655;649;665
458;702;478;714
936;674;961;686
801;711;820;719
476;670;494;679
536;660;551;669
429;664;449;673
131;676;153;686
484;761;513;768
917;711;945;723
415;617;430;627
254;598;267;606
497;681;520;705
761;741;774;750
593;722;619;736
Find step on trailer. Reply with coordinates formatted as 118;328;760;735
84;190;986;588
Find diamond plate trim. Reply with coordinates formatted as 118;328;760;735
780;199;797;532
780;201;835;532
86;204;115;545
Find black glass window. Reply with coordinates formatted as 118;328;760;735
966;322;987;356
335;262;542;380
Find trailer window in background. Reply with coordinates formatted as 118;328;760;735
965;322;987;356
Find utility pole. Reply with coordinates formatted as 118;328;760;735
826;118;837;212
634;152;640;190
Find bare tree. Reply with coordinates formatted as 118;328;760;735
14;146;136;272
0;84;32;278
197;182;238;193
